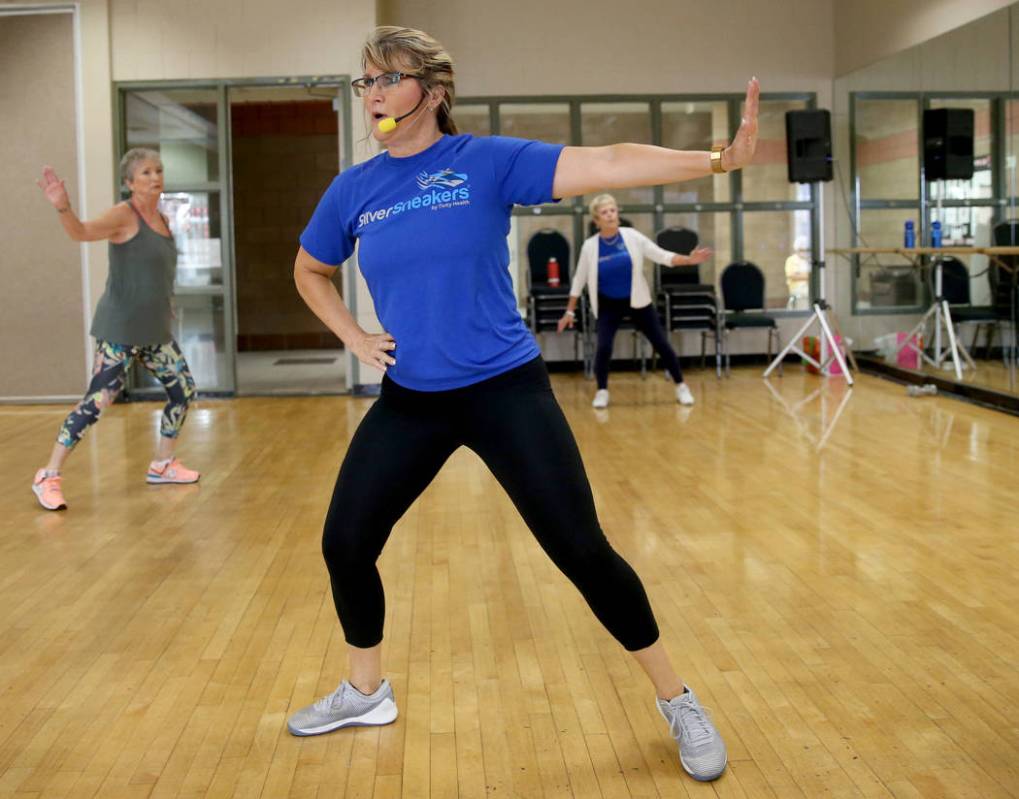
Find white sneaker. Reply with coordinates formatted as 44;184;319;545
592;389;610;409
676;383;695;406
658;686;728;781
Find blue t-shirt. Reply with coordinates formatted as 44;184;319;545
300;134;564;391
597;235;632;299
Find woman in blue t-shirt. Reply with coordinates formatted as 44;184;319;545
559;193;713;409
288;26;759;783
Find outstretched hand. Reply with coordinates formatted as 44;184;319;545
687;246;713;265
723;78;760;171
37;166;70;210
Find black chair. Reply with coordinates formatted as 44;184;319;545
653;227;721;376
936;256;997;360
719;261;780;375
525;229;590;372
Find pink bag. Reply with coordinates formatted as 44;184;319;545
896;332;923;369
803;335;845;375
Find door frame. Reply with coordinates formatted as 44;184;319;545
113;75;354;396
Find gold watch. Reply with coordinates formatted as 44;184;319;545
710;146;727;174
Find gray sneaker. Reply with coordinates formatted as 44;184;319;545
287;679;398;737
657;686;727;781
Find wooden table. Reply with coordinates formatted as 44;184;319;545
828;247;1019;378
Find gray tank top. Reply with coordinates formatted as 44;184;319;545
90;202;177;346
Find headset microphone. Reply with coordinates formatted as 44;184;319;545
377;94;427;133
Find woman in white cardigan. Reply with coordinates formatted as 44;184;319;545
558;194;711;408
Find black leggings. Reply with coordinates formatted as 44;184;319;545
595;295;683;390
321;356;660;651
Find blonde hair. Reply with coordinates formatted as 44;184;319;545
589;193;618;219
119;147;162;184
362;26;458;135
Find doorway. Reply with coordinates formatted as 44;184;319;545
230;85;347;395
115;76;353;398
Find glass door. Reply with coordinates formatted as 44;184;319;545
118;85;235;394
227;82;351;394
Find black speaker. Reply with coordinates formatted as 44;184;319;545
785;109;832;183
923;108;974;180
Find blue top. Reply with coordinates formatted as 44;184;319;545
596;234;632;299
300;134;564;391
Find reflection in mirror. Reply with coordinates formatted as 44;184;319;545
834;3;1019;399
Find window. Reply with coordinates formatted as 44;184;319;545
855;208;922;310
661;101;730;204
454;104;491;137
854;98;919;201
741;99;809;203
467;92;819;311
742;210;813;309
125;90;219;183
501;102;570;144
581;102;653;206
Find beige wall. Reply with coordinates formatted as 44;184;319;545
383;0;834;97
834;0;1015;76
110;0;374;83
0;10;85;398
0;1;113;397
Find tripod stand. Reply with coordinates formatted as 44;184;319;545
891;250;964;380
764;185;854;384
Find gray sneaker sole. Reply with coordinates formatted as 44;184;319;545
287;697;398;737
681;752;727;782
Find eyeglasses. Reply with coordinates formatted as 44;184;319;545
351;72;420;97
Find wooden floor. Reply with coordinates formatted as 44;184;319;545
918;357;1019;395
2;368;1018;798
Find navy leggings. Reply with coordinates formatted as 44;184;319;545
321;356;660;651
595;295;683;390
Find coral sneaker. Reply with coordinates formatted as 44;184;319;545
146;458;200;485
32;469;67;511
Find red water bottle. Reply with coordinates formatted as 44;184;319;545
547;257;560;287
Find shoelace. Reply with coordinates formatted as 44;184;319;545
668;697;714;747
43;476;62;490
313;683;347;712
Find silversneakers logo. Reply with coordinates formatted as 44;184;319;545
416;168;468;190
356;167;472;229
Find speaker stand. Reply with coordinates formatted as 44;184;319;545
892;251;964;380
764;185;854;384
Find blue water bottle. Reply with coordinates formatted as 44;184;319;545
904;220;916;249
931;220;942;248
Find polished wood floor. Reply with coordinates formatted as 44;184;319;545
2;368;1018;798
918;356;1019;395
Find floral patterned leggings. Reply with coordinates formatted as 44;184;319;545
57;339;197;449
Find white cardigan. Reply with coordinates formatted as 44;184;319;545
569;227;678;318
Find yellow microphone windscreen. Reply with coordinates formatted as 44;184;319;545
377;117;397;133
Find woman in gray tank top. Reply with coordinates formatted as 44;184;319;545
31;148;201;512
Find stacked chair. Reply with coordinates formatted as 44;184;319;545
654;227;722;377
525;229;591;374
